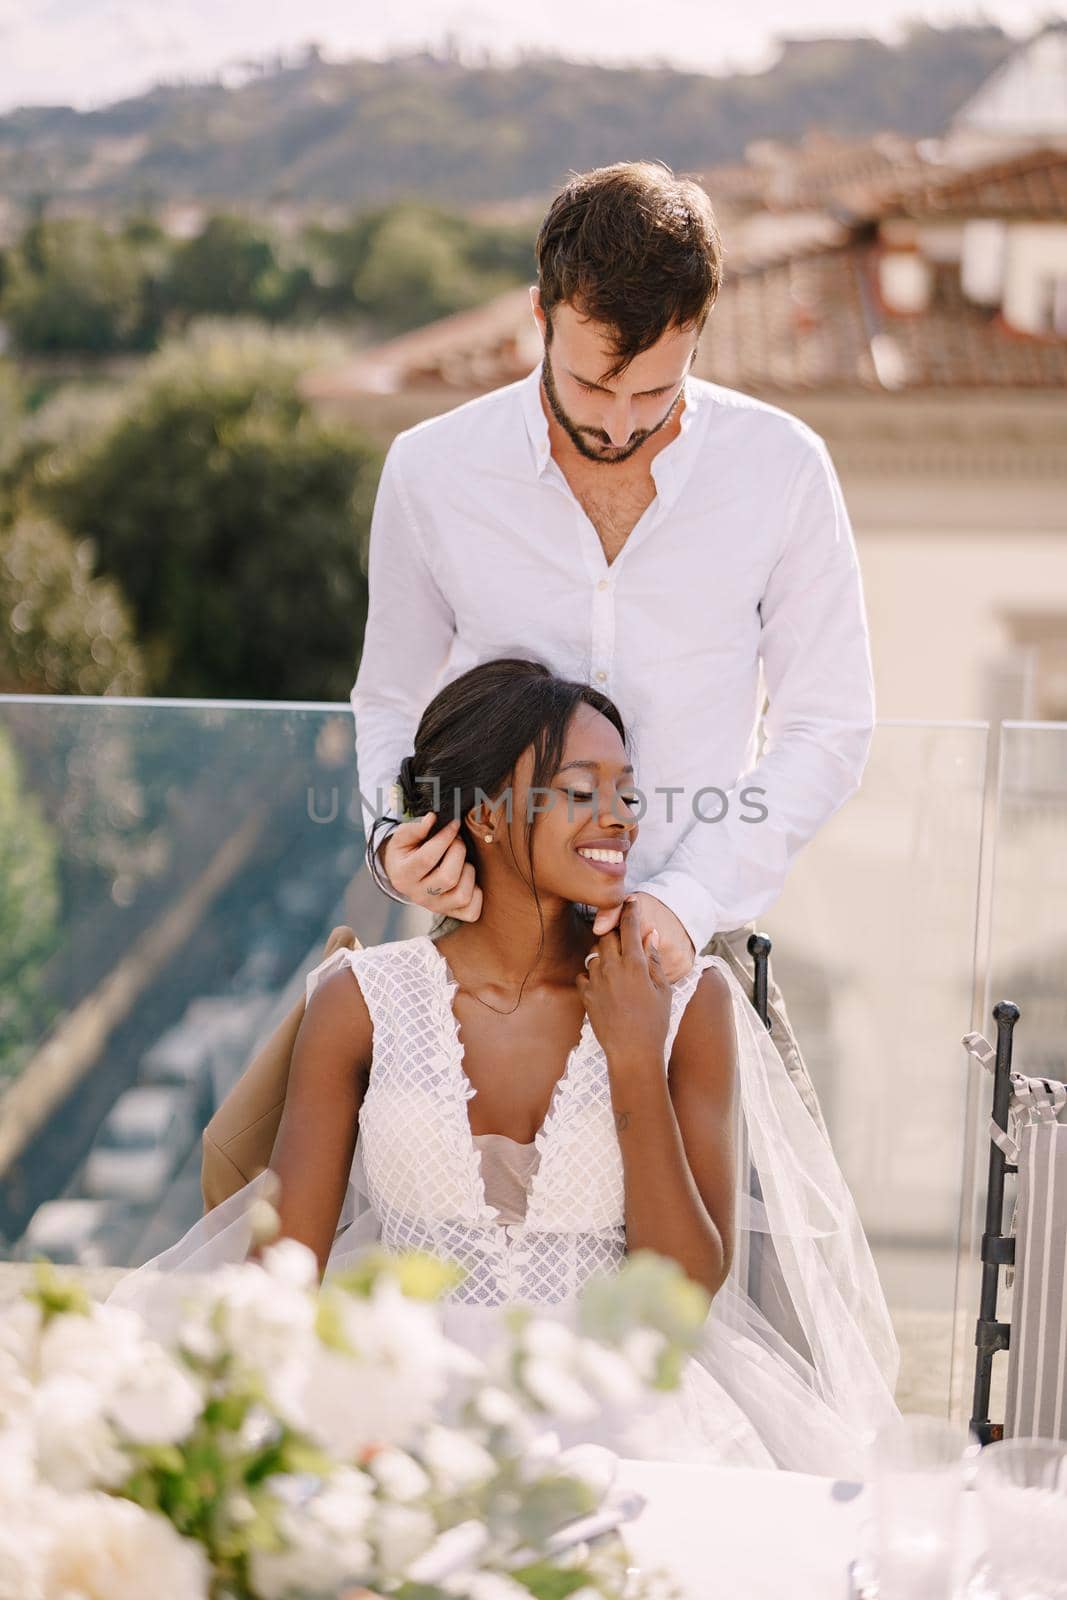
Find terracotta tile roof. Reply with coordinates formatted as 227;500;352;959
873;145;1067;222
695;240;1067;392
306;148;1067;403
303;285;540;400
704;133;931;219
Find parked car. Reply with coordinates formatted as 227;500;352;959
83;1086;195;1204
140;1018;214;1092
16;1198;126;1267
232;932;291;994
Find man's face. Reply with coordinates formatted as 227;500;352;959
534;295;699;465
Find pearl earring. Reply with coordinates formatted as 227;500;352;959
483;833;492;843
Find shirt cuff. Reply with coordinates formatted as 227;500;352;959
364;818;414;908
634;871;722;958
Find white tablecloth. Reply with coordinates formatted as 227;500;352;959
617;1460;987;1600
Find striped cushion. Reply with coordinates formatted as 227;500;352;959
1006;1112;1067;1441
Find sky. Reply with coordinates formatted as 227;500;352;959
0;0;1063;114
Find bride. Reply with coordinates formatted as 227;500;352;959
110;656;899;1473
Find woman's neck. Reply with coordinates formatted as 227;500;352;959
436;894;594;991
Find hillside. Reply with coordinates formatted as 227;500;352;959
0;25;1017;209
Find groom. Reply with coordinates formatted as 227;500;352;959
353;160;875;1135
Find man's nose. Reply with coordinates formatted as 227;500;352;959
603;402;634;447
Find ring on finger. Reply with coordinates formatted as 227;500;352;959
584;951;600;969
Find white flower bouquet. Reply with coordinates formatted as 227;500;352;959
0;1242;708;1600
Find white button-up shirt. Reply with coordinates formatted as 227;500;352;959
352;364;875;952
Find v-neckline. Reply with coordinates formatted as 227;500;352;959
419;934;592;1226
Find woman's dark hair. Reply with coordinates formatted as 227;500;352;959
536;160;724;381
369;657;629;971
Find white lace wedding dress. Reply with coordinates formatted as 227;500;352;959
109;935;900;1475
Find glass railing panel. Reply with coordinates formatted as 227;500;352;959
1;699;991;1428
962;721;1067;1433
0;696;404;1286
762;720;990;1417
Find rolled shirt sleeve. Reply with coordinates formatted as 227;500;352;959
636;436;876;953
352;436;457;897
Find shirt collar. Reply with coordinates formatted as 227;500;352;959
519;363;552;477
518;361;703;482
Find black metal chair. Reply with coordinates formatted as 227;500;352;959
967;999;1067;1446
970;1000;1020;1446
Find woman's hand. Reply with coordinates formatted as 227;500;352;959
576;896;672;1073
591;890;695;983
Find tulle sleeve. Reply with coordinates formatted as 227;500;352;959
655;953;900;1475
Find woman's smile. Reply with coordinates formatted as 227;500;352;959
574;839;629;878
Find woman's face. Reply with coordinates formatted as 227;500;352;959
489;702;639;911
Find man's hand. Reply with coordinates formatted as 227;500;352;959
577;897;672;1071
592;890;694;983
379;812;483;922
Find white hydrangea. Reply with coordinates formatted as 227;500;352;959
249;1467;374;1600
620;1328;668;1385
260;1237;319;1291
105;1343;202;1447
520;1359;597;1421
32;1376;128;1493
372;1499;437;1579
444;1570;532;1600
194;1258;317;1426
0;1299;41;1375
0;1491;47;1600
37;1304;144;1390
421;1425;496;1495
365;1446;431;1502
406;1519;491;1585
555;1442;618;1502
575;1340;646;1409
303;1282;458;1457
43;1491;210;1600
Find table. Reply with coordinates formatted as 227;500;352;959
617;1460;987;1599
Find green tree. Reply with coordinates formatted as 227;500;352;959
166;214;312;322
0;514;145;696
33;324;379;700
0;726;61;1082
0;217;159;355
352;204;483;331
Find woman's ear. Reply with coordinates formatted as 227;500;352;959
464;803;492;843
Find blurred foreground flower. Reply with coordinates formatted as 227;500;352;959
0;1250;698;1598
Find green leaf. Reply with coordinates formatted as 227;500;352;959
509;1562;595;1598
25;1259;91;1322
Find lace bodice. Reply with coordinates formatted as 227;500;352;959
306;935;710;1307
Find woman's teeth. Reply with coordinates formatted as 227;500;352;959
578;848;625;863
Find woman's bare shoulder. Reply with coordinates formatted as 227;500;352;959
302;961;374;1069
671;962;737;1072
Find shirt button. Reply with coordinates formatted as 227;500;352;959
596;579;609;591
595;670;607;683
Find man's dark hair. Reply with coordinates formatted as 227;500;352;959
536;161;724;380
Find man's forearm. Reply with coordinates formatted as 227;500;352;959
637;712;873;951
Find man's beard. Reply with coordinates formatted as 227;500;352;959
540;347;684;465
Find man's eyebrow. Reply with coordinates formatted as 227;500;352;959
556;760;635;776
567;369;682;397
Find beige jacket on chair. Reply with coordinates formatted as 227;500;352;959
200;925;361;1212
